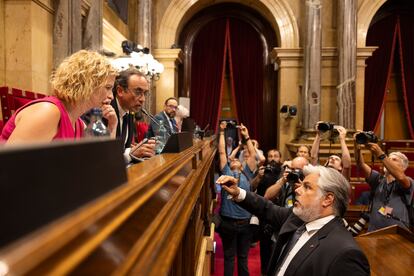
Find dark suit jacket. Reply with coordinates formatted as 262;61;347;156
239;192;370;276
110;98;135;149
146;111;177;138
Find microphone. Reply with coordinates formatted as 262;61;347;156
141;108;160;126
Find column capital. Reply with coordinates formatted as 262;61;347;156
271;48;303;68
356;46;378;66
153;48;184;66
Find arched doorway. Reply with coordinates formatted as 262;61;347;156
178;3;278;151
364;0;414;139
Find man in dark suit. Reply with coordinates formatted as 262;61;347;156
147;97;179;138
112;69;155;162
217;165;370;276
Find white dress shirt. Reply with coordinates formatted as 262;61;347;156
235;189;335;276
276;215;335;276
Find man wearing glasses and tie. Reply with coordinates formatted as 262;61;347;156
111;68;155;163
147;97;179;138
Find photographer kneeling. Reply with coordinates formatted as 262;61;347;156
354;131;414;232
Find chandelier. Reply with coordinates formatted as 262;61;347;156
110;40;164;80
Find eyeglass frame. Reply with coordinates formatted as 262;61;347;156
166;104;179;110
124;86;149;98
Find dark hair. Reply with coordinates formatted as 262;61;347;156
164;97;178;105
114;68;146;91
268;149;282;158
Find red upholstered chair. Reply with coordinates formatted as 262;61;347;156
0;120;3;133
350;182;371;205
0;86;46;123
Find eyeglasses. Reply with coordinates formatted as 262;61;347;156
166;105;178;110
126;87;149;97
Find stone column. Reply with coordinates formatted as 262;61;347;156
302;0;322;129
153;49;183;113
355;47;377;130
137;0;153;112
53;0;82;68
137;0;152;50
83;0;103;51
271;48;303;159
337;0;357;129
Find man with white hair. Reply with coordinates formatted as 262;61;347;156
216;165;370;276
355;139;414;232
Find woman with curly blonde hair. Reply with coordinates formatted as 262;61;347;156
1;50;118;144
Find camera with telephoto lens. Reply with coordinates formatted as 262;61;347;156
343;212;370;236
355;131;378;144
286;169;305;183
318;121;339;138
318;122;335;132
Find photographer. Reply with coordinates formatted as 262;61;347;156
264;156;308;206
354;133;414;232
311;122;351;180
250;149;282;275
217;121;257;276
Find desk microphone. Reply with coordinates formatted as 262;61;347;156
141;108;160;126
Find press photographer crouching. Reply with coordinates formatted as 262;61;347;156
354;131;414;232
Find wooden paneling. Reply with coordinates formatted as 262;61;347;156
356;225;414;276
0;138;217;276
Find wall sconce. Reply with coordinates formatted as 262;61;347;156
280;105;297;119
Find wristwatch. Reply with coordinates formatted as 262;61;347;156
378;153;387;160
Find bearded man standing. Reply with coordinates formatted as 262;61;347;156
217;165;370;276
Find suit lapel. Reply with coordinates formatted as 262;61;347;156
283;217;341;276
268;214;303;275
111;98;122;137
162;112;172;135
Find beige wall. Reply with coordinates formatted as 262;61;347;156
1;0;53;94
0;0;387;146
152;0;386;154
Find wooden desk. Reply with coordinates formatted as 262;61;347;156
0;138;217;276
356;225;414;276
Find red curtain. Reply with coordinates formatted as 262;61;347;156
364;16;398;131
227;19;264;143
190;19;228;131
397;15;414;139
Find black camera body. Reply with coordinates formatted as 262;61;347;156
286;169;305;183
264;165;274;173
226;121;238;129
355;131;378;144
318;122;335;132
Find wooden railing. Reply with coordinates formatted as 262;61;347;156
0;138;217;276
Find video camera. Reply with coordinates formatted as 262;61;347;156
355;131;378;144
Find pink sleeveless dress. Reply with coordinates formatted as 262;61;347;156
0;96;84;141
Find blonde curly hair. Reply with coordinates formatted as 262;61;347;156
50;50;117;104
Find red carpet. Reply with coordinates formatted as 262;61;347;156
211;232;261;276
